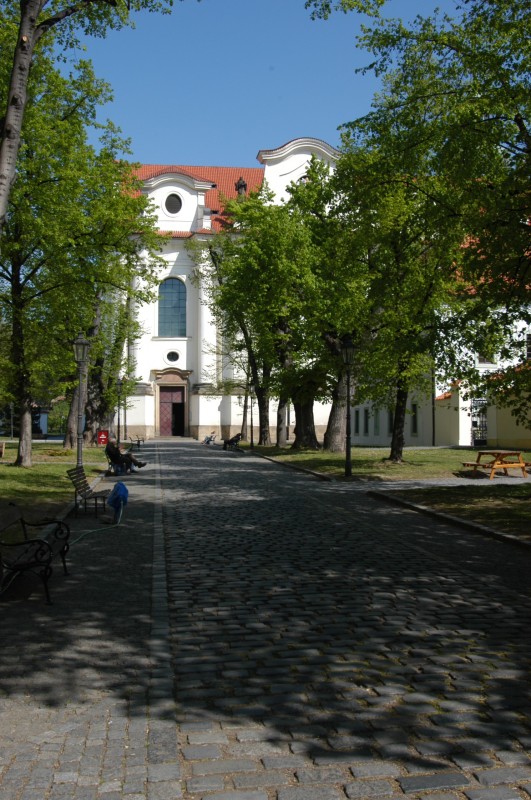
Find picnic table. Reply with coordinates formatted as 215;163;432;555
462;450;529;480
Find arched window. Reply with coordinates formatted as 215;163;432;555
158;278;186;337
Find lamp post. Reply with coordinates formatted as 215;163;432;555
249;383;254;450
73;333;90;468
341;334;355;478
116;377;123;446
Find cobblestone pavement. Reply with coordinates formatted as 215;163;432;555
0;439;530;800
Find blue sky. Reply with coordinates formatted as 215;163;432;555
78;0;456;168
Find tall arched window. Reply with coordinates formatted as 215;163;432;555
158;278;186;337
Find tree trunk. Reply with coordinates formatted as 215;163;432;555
11;262;32;467
240;391;248;440
291;398;320;450
389;382;408;462
276;396;289;446
0;0;41;236
255;386;271;446
323;372;347;452
16;405;33;467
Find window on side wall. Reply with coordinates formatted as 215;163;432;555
363;408;370;435
374;410;380;436
158;278;186;338
354;409;360;436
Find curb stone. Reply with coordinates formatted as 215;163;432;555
367;489;531;550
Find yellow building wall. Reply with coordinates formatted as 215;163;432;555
487;405;531;450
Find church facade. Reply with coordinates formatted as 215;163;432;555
125;138;339;442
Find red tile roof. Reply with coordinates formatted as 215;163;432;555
137;165;265;233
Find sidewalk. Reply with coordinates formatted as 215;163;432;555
0;439;530;800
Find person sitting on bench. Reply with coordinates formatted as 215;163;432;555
202;431;216;445
105;438;146;473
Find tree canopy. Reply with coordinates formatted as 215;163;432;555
0;33;164;464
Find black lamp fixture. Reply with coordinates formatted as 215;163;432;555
340;334;355;477
73;333;90;468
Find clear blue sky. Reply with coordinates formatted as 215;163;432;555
78;0;456;168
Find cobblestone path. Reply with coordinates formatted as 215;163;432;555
0;439;529;800
161;442;531;800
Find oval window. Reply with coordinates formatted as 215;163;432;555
165;193;182;214
167;351;179;363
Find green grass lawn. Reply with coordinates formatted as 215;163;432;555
0;441;108;516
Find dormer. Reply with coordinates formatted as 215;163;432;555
141;168;216;233
256;138;340;203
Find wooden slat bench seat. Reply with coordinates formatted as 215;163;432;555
66;466;111;515
0;506;70;603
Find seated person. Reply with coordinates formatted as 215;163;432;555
202;431;216;445
105;438;146;472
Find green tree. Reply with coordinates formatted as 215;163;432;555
0;0;197;237
0;43;163;466
192;187;326;447
308;0;531;424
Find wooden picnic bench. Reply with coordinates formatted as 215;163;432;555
66;466;112;515
463;450;529;480
0;505;70;603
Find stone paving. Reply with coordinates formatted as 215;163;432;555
0;439;530;800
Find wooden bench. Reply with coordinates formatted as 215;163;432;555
129;435;144;450
66;466;112;515
0;506;70;603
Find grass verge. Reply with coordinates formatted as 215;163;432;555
0;442;108;517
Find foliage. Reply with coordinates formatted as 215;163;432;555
307;0;531;427
0;33;164;464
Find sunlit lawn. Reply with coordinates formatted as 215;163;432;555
255;444;529;481
0;441;107;514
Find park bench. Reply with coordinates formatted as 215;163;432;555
129;435;144;450
66;466;112;515
223;432;243;452
0;505;70;603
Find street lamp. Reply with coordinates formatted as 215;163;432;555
341;334;355;478
249;383;255;450
73;333;90;468
116;377;123;446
